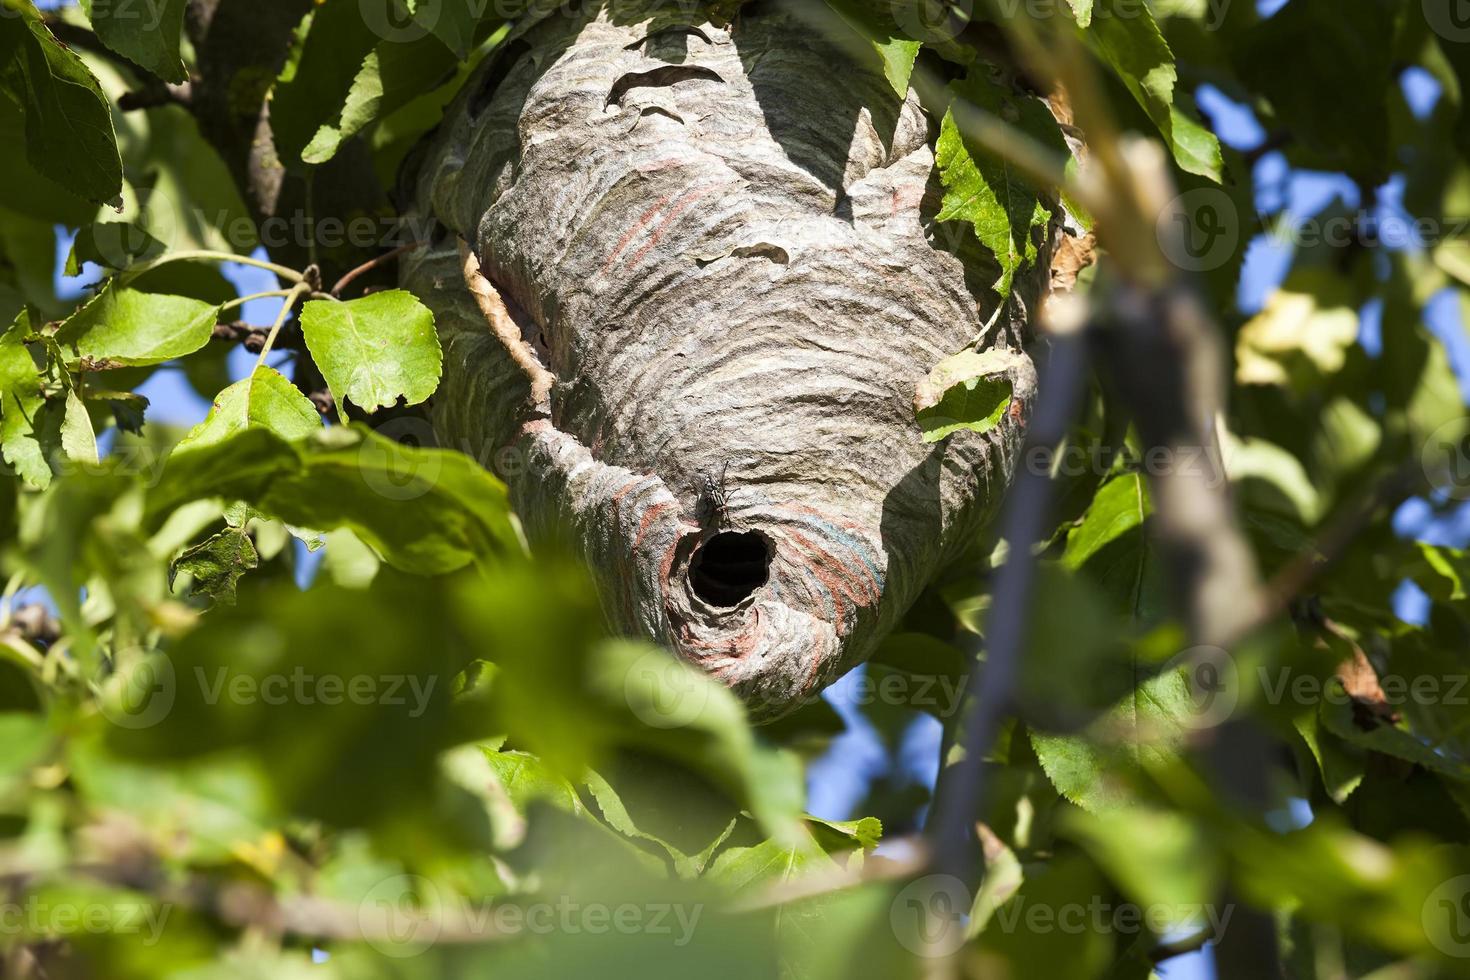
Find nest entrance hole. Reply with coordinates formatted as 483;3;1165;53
690;532;771;607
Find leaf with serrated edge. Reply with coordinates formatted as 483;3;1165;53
915;348;1025;442
78;0;190;84
0;312;53;487
936;72;1068;299
300;291;442;413
175;367;322;454
56;286;219;368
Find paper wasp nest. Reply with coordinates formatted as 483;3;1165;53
401;1;1055;718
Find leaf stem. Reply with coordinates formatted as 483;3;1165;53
125;250;307;286
330;241;426;297
217;290;297;315
252;282;312;374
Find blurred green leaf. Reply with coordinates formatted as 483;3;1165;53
149;426;518;574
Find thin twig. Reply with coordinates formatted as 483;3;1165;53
460;239;555;410
118;82;194;112
330;241;426;297
123;250;306;287
927;302;1092;883
1225;463;1422;648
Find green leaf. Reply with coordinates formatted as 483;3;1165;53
105;574;468;828
0;712;54;797
1293;710;1365;804
320;526;382;588
270;0;386;170
1063;470;1167;624
69;222;167;273
582;768;737;877
175;367;322;454
873;37;920;98
169;528;260;604
914;347;1023;443
464;588;808;844
78;0;190;84
272;0;501;169
1166;104;1225;183
69;736;277;864
1079;0;1221;180
1320;690;1470;783
1029;470;1205;808
101;390;149;434
56;285;220;369
0;311;56;488
421;0;492;59
969;855;1116;975
0;97;95;224
60;388;98;465
706;820;843;890
823;0;920;97
301;36;460;166
149;426;518;573
0;0;123;205
300;290;441;413
1408;542;1469;607
1063;805;1222;933
936;71;1068;299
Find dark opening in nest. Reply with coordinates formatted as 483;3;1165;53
690;531;771;607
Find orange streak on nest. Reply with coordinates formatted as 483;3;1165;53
675;607;765;667
782;505;883;604
799;622;829;694
782;530;855;635
600;190;678;275
625;182;721;268
633;498;674;551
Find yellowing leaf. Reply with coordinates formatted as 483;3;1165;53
1236;275;1359;388
914;347;1026;442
